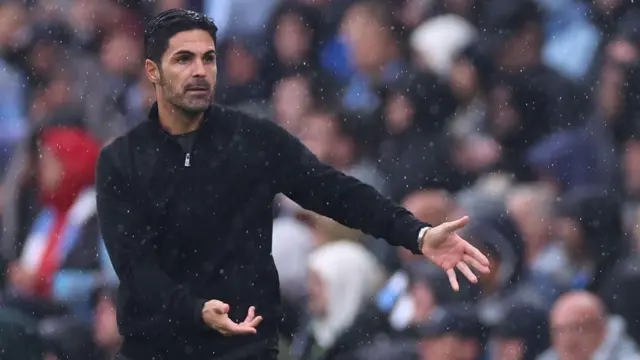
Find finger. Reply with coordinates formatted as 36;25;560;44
463;254;490;274
213;303;230;315
244;306;255;322
442;216;469;233
456;262;478;283
228;322;258;335
248;315;263;328
218;318;257;335
446;268;459;292
464;242;491;267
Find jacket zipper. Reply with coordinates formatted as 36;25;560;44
184;152;191;167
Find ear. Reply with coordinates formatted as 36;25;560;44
145;59;161;84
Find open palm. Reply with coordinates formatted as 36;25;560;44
420;216;491;291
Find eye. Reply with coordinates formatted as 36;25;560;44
203;53;216;63
176;55;190;64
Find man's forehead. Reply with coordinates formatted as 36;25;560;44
167;29;216;54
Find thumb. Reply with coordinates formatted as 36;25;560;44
442;216;469;233
213;302;230;315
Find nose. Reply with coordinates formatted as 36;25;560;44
192;58;206;77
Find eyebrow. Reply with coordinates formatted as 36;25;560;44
172;50;217;57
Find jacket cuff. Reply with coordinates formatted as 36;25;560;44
402;220;431;255
193;298;209;330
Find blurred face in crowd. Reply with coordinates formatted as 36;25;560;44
490;338;525;360
101;32;142;76
300;112;353;168
146;29;217;115
273;75;312;135
599;38;638;122
69;0;100;33
300;113;337;163
449;57;479;102
554;217;585;262
341;3;392;73
420;335;479;360
384;93;415;135
506;187;553;262
224;41;258;86
274;12;313;63
0;2;27;48
497;22;543;69
550;292;606;360
307;270;328;316
38;147;64;194
487;85;520;140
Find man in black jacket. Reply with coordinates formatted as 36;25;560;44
96;9;490;360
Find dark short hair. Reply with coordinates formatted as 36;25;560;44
144;8;218;64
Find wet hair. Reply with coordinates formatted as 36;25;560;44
144;8;218;64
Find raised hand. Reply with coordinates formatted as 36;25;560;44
202;300;263;336
420;216;491;291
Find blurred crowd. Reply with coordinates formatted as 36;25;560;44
1;0;640;359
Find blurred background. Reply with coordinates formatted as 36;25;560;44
0;0;640;359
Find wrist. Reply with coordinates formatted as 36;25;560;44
417;226;431;252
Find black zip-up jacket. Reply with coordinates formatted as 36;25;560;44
96;103;429;359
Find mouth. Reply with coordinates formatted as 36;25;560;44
185;88;210;94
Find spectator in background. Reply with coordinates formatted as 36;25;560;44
377;73;460;200
462;208;556;326
271;214;314;340
215;37;270;113
410;14;477;80
272;71;315;135
482;71;554;181
292;241;386;359
4;127;116;317
485;0;582;129
415;305;485;360
339;0;409;116
553;187;628;292
538;291;640;360
1;126;116;360
489;302;550;360
300;108;387;193
263;2;324;92
505;184;564;276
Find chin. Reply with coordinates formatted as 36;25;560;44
179;101;211;114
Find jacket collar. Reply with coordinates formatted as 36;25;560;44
147;102;217;140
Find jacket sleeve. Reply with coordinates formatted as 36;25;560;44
267;121;430;254
95;147;208;329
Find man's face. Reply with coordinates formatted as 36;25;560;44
491;337;525;360
147;29;217;114
550;308;604;360
341;4;388;71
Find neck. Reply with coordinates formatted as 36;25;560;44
157;100;205;135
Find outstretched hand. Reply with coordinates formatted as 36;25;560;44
420;216;491;291
202;300;263;336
